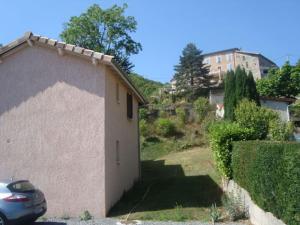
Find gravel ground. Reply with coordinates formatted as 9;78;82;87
34;218;250;225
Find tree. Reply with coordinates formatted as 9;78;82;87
224;67;261;121
224;70;236;120
173;43;210;101
246;71;260;105
235;66;247;103
60;4;142;73
256;62;300;97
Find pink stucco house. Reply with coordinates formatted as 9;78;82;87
0;32;146;217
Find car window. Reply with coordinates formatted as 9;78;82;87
8;181;35;193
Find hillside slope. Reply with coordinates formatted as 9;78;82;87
128;73;164;99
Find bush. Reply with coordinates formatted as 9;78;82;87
194;97;209;122
268;120;294;141
139;108;148;120
232;141;300;225
140;119;150;137
176;108;187;126
235;99;279;139
80;210;92;221
221;193;248;221
155;118;176;137
209;121;254;178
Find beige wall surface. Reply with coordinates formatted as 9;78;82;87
235;52;261;80
0;45;107;217
104;67;140;214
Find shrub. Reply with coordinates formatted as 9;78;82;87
155;118;176;137
210;203;222;224
232;141;300;225
194;97;209;122
139;108;148;120
235;99;279;139
268;120;294;141
140;119;150;137
221;193;248;221
80;210;92;221
176;108;187;126
209;121;254;178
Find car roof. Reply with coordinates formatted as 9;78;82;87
0;179;29;186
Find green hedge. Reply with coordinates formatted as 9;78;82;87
232;141;300;225
209;122;254;178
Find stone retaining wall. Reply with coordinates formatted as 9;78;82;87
222;179;286;225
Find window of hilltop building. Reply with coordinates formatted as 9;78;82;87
227;63;233;71
226;54;233;62
246;62;249;68
204;57;210;64
216;56;222;64
127;93;133;119
242;55;246;61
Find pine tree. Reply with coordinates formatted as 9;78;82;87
224;70;236;120
174;43;210;101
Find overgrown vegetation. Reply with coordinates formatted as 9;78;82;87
221;193;248;221
129;73;164;100
232;141;300;225
257;62;300;98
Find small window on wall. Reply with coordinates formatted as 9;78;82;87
116;83;120;104
127;93;133;119
216;56;222;63
116;140;120;165
246;62;249;68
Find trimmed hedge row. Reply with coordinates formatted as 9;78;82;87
232;141;300;225
209;122;254;178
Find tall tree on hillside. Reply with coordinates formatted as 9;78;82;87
224;70;236;120
60;4;142;73
173;43;210;101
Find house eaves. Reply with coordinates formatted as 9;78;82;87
0;32;146;104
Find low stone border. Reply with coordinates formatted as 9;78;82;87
222;179;286;225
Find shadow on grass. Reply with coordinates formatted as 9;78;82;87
109;160;223;217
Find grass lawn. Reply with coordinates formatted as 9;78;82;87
109;147;224;221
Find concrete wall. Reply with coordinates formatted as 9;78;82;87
104;67;140;214
223;180;286;225
260;99;289;121
209;89;224;105
0;45;106;217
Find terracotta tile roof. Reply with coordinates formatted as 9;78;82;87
0;32;146;104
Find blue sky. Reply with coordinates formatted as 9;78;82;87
1;0;300;83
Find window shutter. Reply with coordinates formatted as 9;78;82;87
127;93;133;119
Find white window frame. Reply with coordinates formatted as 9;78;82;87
226;54;233;62
216;56;222;64
204;57;210;64
227;63;232;71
